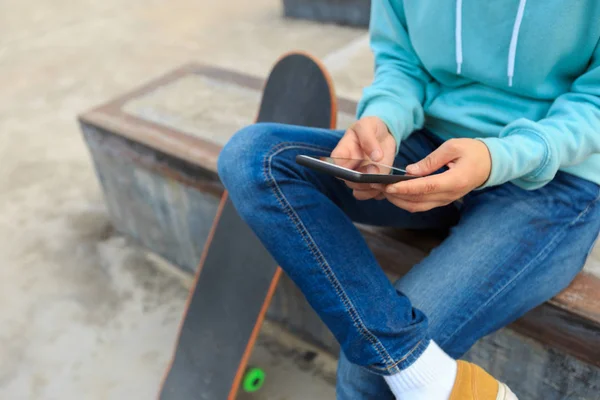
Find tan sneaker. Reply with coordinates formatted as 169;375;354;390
449;361;518;400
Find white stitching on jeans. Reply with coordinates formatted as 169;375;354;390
263;142;399;371
265;143;398;370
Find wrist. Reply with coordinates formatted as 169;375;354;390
358;103;403;154
474;139;492;188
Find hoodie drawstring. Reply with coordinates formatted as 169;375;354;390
508;0;527;86
455;0;463;75
455;0;527;86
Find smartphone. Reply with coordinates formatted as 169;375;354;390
295;155;416;184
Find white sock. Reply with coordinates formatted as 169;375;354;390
384;341;457;400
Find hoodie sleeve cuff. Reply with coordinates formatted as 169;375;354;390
478;129;550;190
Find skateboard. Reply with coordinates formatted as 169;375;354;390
159;52;338;400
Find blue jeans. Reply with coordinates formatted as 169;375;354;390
218;123;600;398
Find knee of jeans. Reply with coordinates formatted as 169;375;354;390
218;123;278;192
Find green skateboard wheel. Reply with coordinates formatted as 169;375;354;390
242;367;265;393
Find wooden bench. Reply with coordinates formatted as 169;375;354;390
79;63;600;398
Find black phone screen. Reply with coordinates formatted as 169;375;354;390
317;157;409;176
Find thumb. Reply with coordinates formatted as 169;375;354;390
406;140;460;176
351;121;383;161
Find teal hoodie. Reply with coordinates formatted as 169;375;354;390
358;0;600;189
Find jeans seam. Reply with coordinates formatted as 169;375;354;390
441;194;599;346
263;142;399;371
381;339;423;370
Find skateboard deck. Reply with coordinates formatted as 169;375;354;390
159;52;337;400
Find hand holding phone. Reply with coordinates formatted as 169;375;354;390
330;117;398;199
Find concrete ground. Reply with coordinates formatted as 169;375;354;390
0;0;370;398
2;0;600;399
